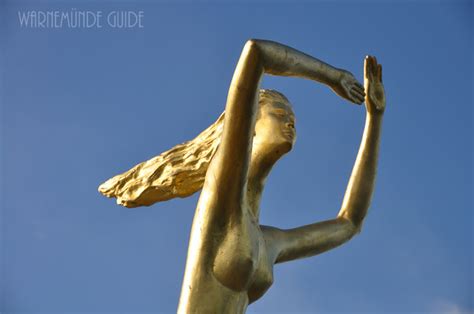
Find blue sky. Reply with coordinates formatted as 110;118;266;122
1;1;472;313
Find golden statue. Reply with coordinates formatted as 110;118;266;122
98;39;386;313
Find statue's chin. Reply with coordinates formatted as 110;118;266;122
271;141;293;160
283;142;294;155
253;140;293;164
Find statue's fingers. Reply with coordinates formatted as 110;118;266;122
355;81;364;90
352;86;365;98
377;64;383;82
352;86;365;100
364;56;370;79
370;56;378;78
355;83;365;95
364;56;373;81
350;90;364;104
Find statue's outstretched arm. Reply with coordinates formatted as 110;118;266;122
203;39;364;221
337;56;385;228
268;56;386;263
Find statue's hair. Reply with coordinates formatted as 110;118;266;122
98;89;290;208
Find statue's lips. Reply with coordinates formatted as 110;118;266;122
283;129;295;139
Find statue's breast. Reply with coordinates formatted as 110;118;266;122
247;234;274;303
212;214;261;292
212;214;275;302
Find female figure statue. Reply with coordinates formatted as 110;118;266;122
99;39;386;313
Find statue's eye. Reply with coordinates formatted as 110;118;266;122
274;109;287;117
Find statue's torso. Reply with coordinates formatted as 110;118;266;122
178;198;276;313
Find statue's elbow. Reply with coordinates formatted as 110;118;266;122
242;39;261;58
339;216;362;239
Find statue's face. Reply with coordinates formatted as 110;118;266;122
254;100;296;157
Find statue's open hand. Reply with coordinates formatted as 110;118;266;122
364;56;386;115
332;70;365;105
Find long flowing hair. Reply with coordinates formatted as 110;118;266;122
98;89;289;208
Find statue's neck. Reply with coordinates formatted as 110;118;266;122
246;150;278;220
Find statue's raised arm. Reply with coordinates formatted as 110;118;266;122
266;56;386;265
204;39;365;224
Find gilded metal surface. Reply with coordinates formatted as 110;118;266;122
99;40;386;313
